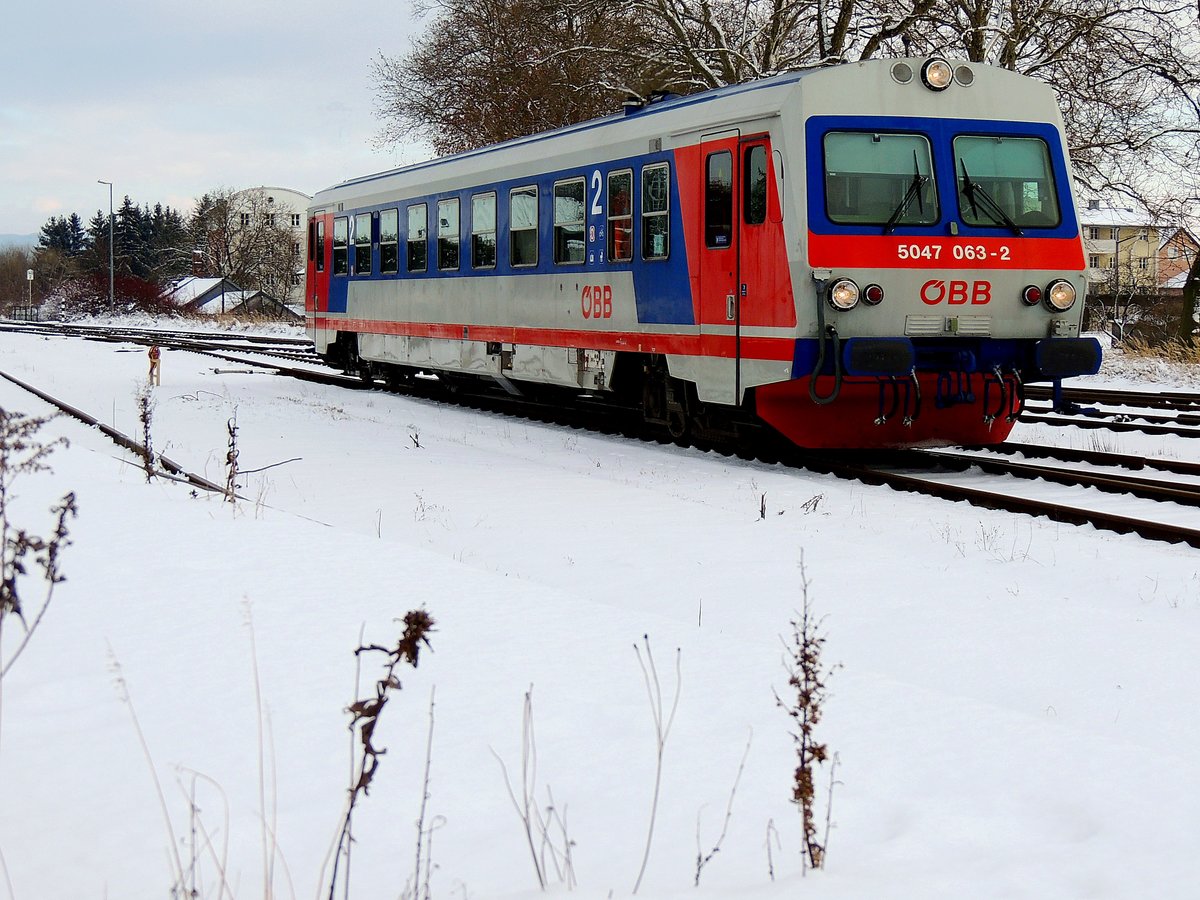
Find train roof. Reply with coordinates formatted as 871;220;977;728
312;66;819;205
311;58;1058;211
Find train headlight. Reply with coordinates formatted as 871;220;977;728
1044;279;1077;312
828;278;860;310
921;58;954;91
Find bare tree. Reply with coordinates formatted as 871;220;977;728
191;187;303;305
376;0;1199;194
0;248;34;315
372;0;641;155
372;0;939;152
916;0;1200;195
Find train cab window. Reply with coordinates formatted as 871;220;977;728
472;192;497;269
705;151;733;248
354;212;372;276
553;178;586;264
607;170;633;262
510;186;538;267
823;132;938;227
438;198;460;270
332;217;349;276
380;208;399;274
953;135;1061;229
744;145;768;225
641;163;670;260
407;203;428;272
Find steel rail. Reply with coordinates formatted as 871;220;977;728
964;439;1200;477
0;369;230;495
1019;409;1200;439
1024;383;1200;411
803;455;1200;549
912;448;1200;507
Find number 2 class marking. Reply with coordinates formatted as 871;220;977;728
590;170;603;216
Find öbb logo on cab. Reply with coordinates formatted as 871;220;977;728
920;280;992;306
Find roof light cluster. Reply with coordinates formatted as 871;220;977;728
892;58;975;91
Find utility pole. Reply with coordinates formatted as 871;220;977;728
97;179;114;311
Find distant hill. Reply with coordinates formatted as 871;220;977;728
0;234;37;251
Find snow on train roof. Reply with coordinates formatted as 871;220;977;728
313;66;820;203
311;58;1044;208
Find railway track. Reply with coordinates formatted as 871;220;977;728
0;319;320;365
1020;382;1200;438
3;321;1199;549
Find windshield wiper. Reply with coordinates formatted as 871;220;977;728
959;161;1022;236
883;151;927;235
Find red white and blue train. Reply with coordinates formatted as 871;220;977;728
306;57;1100;449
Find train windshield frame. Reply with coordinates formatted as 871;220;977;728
952;134;1061;230
823;131;939;227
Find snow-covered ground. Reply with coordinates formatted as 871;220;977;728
1;326;1198;900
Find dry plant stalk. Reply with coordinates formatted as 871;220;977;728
632;635;681;895
491;687;577;891
694;728;753;886
1120;335;1200;363
137;384;155;481
412;686;437;900
775;559;837;872
327;609;436;900
0;407;76;682
224;414;239;502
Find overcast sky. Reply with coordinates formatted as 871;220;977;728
0;0;429;235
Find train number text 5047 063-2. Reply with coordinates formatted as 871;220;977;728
896;243;1012;262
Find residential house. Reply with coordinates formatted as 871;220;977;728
163;276;301;320
1080;200;1198;337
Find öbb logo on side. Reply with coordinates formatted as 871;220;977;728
581;285;613;319
920;280;992;305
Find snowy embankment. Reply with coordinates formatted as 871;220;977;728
0;327;1197;899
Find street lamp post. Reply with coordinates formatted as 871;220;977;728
97;179;114;311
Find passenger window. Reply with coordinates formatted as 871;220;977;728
641;163;670;260
553;178;586;264
407;204;427;272
705;152;733;248
380;208;398;274
744;145;768;225
332;216;349;275
472;193;497;269
510;187;538;267
607;170;633;262
315;219;325;272
438;198;460;270
354;212;372;276
824;131;937;226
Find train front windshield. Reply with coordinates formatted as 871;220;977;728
823;132;938;227
821;129;1063;233
953;135;1061;229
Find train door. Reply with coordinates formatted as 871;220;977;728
698;133;740;404
699;133;772;404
